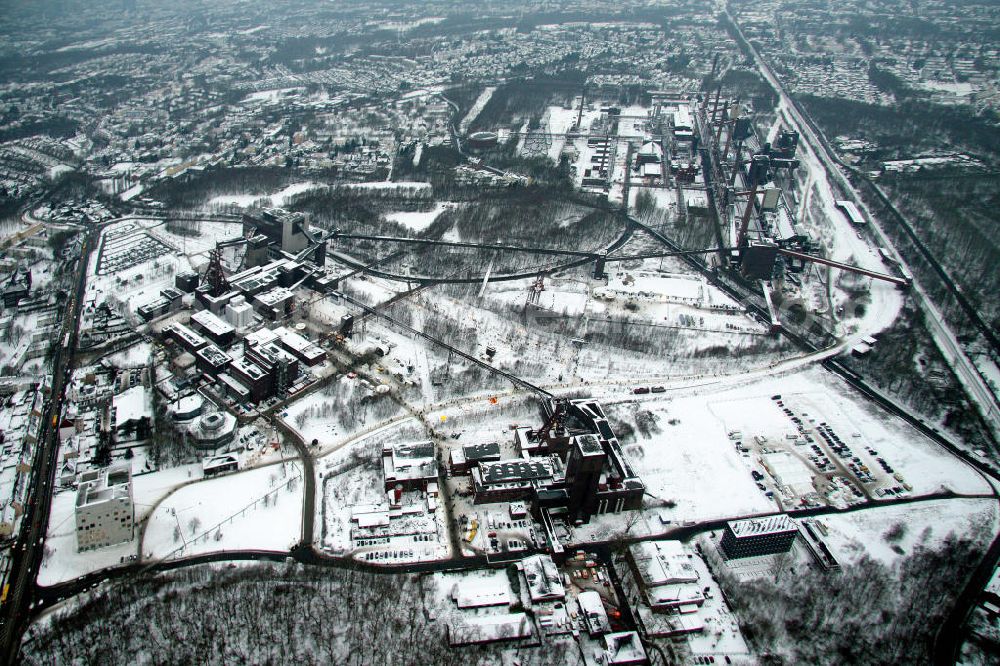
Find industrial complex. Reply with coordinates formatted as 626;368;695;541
0;1;997;664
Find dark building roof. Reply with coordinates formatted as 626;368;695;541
479;459;554;484
462;441;501;462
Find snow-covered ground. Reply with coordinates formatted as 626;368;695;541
385;201;455;232
207;182;322;208
458;87;496;134
316;419;452;564
622;365;991;529
625;396;777;524
341;274;403;306
132;464;206;518
282;375;404;448
816;498;999;566
243;87;302;103
411;275;784;391
39;464;204;586
775;99;902;344
143;219;242;262
142;461;303;560
102;341;153;369
38;490;138;587
344;181;431;194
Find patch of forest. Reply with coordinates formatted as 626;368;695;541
878;174;1000;329
854;176;999;371
394;139;585;199
146;167;334;209
23;563;576;665
718;532;985;665
797;94;1000;162
715;67;778;114
469;71;588;132
840;302;996;453
634;188;719;251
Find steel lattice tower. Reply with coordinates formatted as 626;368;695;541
203;248;231;297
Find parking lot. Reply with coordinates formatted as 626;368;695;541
97;227;174;275
354;532;443;564
735;394;911;510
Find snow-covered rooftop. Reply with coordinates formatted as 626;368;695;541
630;540;698;587
112;385;150;424
447;613;532;646
451;575;512;609
727;514;796;538
522;553;565;602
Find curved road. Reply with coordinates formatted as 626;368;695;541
723;8;999;440
7;77;999;664
723;10;1000;664
27;488;994;620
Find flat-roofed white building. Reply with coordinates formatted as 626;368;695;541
75;463;134;551
447;613;533;647
604;631;648;665
224;295;255;330
578;590;611;636
165;322;207;352
451;574;512;609
253;287;294;320
630;540;698;587
190;309;236;347
382;441;438;491
619;539;711;631
271;326;325;366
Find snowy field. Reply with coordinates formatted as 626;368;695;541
458;87;496;134
448;270;779;381
39;464;204;586
485;277;591;317
385;201;454;232
620;365;991;529
282;375;404;449
207;182;322;208
102;341;153;369
38;490;138;587
816;498;999;566
143;219;242;262
283;379;354;447
623;396;777;524
142;461;303;560
341;274;403;307
707;368;987;496
131;464;207;518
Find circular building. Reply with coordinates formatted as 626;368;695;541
170;394;205;422
188;411;237;450
467;131;498;151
